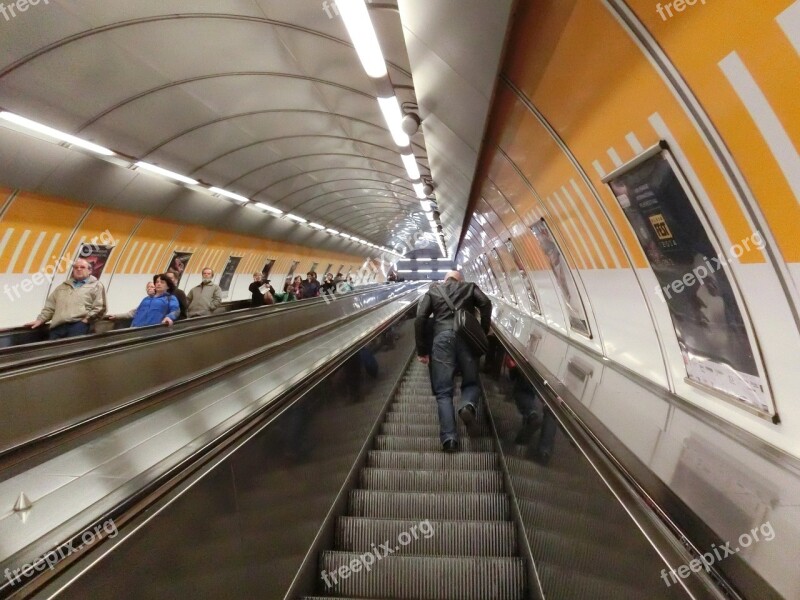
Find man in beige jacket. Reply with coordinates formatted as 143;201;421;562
26;258;107;339
186;267;223;317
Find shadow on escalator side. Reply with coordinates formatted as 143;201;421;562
37;316;417;600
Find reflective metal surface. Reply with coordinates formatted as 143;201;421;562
0;284;418;455
33;319;418;599
492;301;795;599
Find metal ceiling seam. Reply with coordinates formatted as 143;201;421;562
223;153;416;189
80;72;375;136
318;201;414;219
293;190;420;213
252;167;409;197
0;13;412;80
277;178;415;203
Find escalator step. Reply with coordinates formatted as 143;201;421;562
385;412;441;424
349;490;509;520
319;552;525;600
389;403;439;414
336;517;517;557
374;435;494;452
381;423;488;437
367;450;498;471
360;468;504;493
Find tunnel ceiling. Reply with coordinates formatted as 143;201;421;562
0;0;513;259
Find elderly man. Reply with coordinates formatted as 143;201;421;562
186;267;222;317
26;258;107;339
415;270;492;452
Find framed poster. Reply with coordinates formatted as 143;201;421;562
530;219;591;337
219;256;242;298
285;260;300;281
505;238;541;315
76;244;113;279
166;251;193;285
605;144;772;417
477;254;500;295
261;259;275;279
488;248;519;306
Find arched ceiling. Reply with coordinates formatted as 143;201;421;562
0;0;514;258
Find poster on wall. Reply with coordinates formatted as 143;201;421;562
530;219;591;338
261;259;275;279
285;260;300;282
490;247;519;305
219;256;242;299
167;251;193;285
505;239;541;315
77;244;114;279
605;147;770;415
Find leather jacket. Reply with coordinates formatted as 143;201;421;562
415;280;492;355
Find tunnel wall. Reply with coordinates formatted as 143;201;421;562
463;0;800;456
0;187;371;328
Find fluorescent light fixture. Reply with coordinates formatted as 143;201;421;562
0;111;115;156
341;233;353;239
416;258;431;262
336;0;388;78
377;96;410;147
401;153;420;180
285;213;307;223
309;222;326;230
254;202;283;214
420;200;432;212
326;228;340;235
135;161;198;185
418;269;432;273
209;187;248;203
413;182;426;199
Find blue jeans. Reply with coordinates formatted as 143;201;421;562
430;330;481;444
48;321;91;340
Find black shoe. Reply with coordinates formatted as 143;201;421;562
458;404;476;425
442;439;458;453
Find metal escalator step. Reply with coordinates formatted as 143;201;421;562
367;451;498;471
319;552;525;600
385;412;440;424
374;435;494;452
360;468;504;493
335;517;518;557
537;561;648;600
349;490;509;520
381;423;488;437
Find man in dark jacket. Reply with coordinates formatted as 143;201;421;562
414;271;492;452
164;272;188;319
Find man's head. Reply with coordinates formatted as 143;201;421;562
164;271;178;285
252;272;262;282
71;259;92;281
202;268;214;282
307;271;317;281
444;270;463;282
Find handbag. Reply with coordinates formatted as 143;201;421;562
434;285;489;356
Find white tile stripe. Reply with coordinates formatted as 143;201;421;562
120;241;139;275
7;230;30;273
22;231;46;274
147;243;165;274
562;185;608;268
37;233;60;273
129;242;149;275
138;242;156;276
547;194;588;269
592;160;606;178
777;1;800;56
0;228;14;263
625;132;645;154
719;51;800;206
554;190;597;269
607;147;624;167
571;178;621;269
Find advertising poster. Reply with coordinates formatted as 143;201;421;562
488;248;519;305
219;256;242;298
285;260;300;281
505;239;541;315
477;254;500;295
167;251;193;285
606;149;769;414
530;219;591;337
77;244;113;279
261;259;275;279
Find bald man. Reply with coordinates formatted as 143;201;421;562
26;258;107;339
415;270;492;452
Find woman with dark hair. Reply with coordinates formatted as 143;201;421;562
273;278;297;303
123;274;180;327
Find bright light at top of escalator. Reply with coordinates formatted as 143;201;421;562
337;0;388;78
1;111;115;156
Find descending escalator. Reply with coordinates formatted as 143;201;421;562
302;360;527;600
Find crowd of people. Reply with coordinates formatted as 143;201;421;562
24;259;358;340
